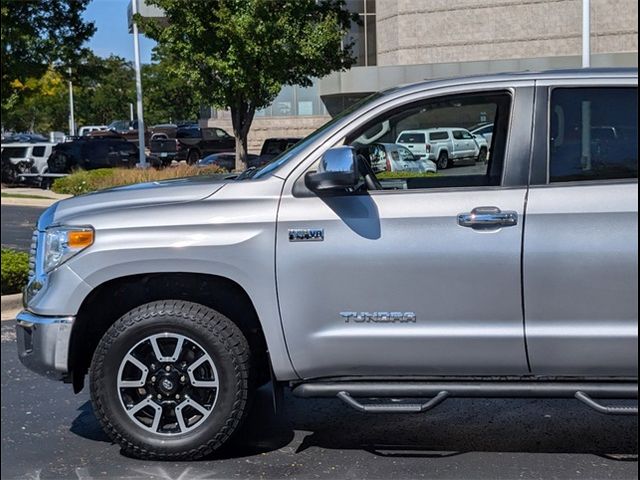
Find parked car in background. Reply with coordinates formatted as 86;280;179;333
150;126;235;165
257;137;300;165
88;120;149;144
198;152;261;171
396;127;488;169
1;133;49;143
469;122;494;147
78;125;108;137
47;137;138;174
1;142;56;184
362;143;437;173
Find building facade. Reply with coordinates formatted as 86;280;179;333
131;0;638;153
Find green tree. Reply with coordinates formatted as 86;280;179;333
74;54;136;126
2;67;68;132
1;0;95;117
142;58;200;125
141;0;356;170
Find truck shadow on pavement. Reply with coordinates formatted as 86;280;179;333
70;384;638;462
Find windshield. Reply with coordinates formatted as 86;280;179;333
250;92;384;179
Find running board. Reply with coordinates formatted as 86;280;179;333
337;390;449;413
292;380;638;415
575;391;638;415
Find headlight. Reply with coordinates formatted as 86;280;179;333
44;226;94;272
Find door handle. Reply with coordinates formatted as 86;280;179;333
457;206;518;229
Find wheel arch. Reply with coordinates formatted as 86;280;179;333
69;272;270;393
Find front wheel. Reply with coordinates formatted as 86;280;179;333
477;148;488;163
89;300;252;460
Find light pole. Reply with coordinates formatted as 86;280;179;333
67;67;75;136
131;0;147;167
582;0;590;68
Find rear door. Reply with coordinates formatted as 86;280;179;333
524;80;638;376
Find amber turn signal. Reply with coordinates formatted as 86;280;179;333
68;230;94;248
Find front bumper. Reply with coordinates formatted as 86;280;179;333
15;310;74;381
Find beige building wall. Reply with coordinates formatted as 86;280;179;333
207;115;330;154
376;0;638;65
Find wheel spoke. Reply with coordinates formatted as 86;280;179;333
118;354;148;388
174;400;188;432
186;396;209;415
186;355;218;388
149;334;185;362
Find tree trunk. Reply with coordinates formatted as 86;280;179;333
230;102;255;172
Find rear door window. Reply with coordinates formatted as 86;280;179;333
32;146;46;157
429;131;449;141
549;87;638;182
397;133;425;143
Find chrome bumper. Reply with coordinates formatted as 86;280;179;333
15;311;74;381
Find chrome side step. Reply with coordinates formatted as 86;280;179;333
575;391;638;415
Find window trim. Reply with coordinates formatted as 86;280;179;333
535;84;638;186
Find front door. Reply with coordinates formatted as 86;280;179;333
276;88;533;379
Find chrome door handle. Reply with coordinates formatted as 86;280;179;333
457;206;518;229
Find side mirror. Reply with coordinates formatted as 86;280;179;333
304;146;359;193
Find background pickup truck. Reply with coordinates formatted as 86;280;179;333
149;126;235;165
16;68;638;461
396;127;488;169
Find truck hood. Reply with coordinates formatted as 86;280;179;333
47;175;229;226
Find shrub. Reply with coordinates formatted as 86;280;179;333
52;164;225;195
1;249;29;295
376;171;438;179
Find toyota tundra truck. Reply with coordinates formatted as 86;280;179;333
16;69;638;460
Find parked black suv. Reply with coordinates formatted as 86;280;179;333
150;126;235;165
48;137;139;173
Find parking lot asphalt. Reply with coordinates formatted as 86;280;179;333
1;323;637;480
1;205;44;251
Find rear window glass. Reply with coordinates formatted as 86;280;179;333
177;128;201;139
32;146;46;157
549;87;638;182
429;131;449;141
397;133;425;143
1;147;28;159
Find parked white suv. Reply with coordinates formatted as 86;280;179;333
0;142;56;184
397;127;488;169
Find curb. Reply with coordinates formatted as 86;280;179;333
1;293;22;322
1;197;59;208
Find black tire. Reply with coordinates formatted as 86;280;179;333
187;149;200;165
477;147;487;163
89;300;251;460
437;151;450;169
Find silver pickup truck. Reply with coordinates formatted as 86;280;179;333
16;68;638;460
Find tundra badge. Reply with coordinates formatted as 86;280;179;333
288;228;324;242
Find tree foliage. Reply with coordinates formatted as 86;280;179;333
142;56;201;125
141;0;356;169
1;0;95;113
1;51;200;133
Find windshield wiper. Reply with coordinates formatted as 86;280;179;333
235;166;257;180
